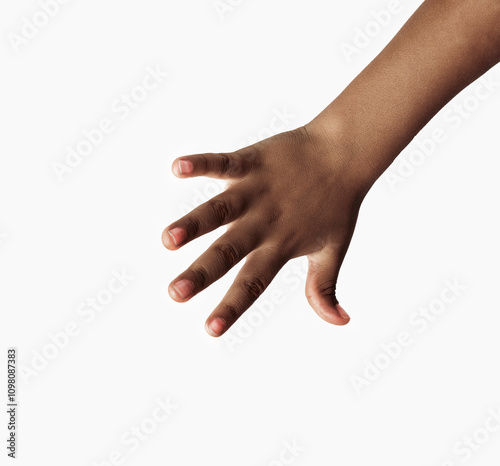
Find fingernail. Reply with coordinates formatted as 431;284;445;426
335;304;350;320
178;160;193;175
165;227;186;247
171;279;194;300
205;317;226;337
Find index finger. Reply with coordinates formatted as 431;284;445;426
172;147;258;179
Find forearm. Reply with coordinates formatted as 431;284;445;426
310;0;500;188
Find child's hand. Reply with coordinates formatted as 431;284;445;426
162;124;368;337
162;0;500;337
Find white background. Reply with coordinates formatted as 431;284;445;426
1;0;500;465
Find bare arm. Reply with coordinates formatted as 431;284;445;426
311;0;500;188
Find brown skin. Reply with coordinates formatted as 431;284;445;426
162;0;500;337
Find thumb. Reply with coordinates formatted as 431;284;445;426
305;248;350;325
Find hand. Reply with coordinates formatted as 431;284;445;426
162;0;500;338
162;123;369;337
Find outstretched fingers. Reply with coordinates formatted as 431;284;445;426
168;223;261;302
204;248;287;337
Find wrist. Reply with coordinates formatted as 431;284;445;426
305;106;396;197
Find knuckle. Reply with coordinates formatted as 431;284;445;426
241;275;267;300
218;153;231;174
318;280;337;299
192;266;209;288
223;304;240;321
215;242;240;268
184;215;201;238
241;145;261;171
209;198;231;224
264;207;282;226
199;154;210;171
